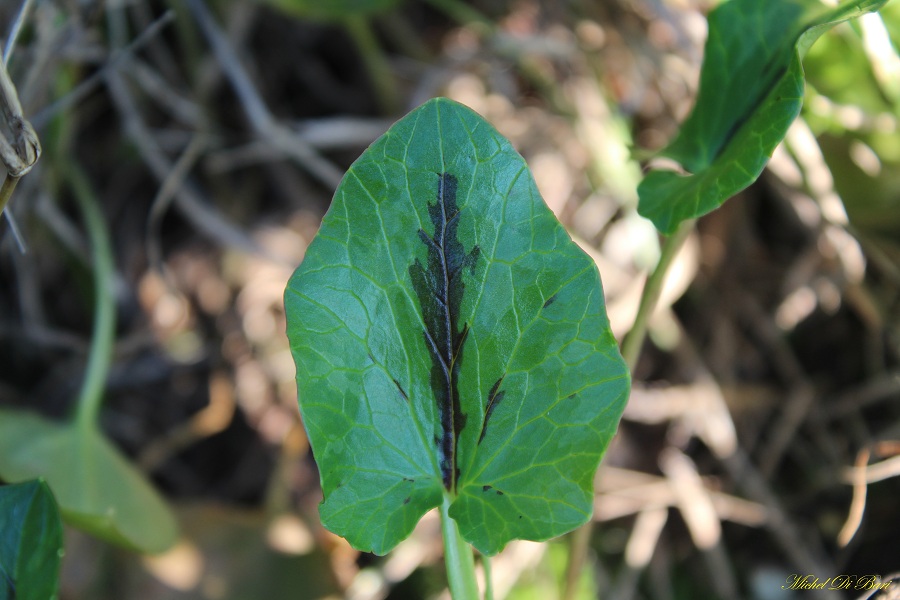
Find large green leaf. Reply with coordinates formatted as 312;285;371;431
637;0;891;235
0;410;178;554
0;480;63;600
284;97;630;556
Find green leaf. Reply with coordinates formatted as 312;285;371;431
0;480;63;600
637;0;891;235
0;410;178;554
263;0;401;21
284;97;630;556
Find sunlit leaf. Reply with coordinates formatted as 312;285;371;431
284;97;629;556
638;0;891;235
0;410;178;554
0;479;63;600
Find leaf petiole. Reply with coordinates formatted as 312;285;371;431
563;218;694;600
441;495;480;599
620;218;695;371
482;553;494;600
65;162;116;431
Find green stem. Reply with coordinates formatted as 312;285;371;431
562;218;695;600
620;219;694;371
441;495;480;600
66;163;116;431
562;521;592;600
482;554;494;600
343;15;398;115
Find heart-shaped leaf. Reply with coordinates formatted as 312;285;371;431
637;0;891;235
0;410;178;554
0;479;63;600
284;97;630;556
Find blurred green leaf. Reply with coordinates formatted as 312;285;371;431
819;133;900;234
284;97;629;556
0;410;178;554
638;0;891;235
263;0;401;20
506;542;596;600
803;24;888;113
0;479;63;600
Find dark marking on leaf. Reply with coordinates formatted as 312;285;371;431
367;351;376;363
392;378;409;402
543;293;558;309
409;172;480;491
403;477;415;483
518;515;523;519
452;323;470;366
496;490;504;496
478;375;506;444
713;63;787;161
568;393;576;400
403;497;411;505
482;485;493;492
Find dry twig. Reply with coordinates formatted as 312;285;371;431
0;18;40;216
184;0;344;190
838;447;871;547
99;5;262;256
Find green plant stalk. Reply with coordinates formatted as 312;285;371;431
561;218;694;600
343;15;398;115
561;521;592;600
482;554;493;600
441;495;480;599
620;218;694;371
65;163;116;431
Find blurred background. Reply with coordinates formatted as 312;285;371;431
1;0;899;598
